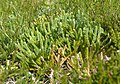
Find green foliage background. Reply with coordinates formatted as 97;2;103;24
0;0;120;83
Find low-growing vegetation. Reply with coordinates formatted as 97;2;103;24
0;0;120;84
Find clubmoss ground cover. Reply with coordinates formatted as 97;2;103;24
0;0;120;83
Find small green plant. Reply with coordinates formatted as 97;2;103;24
0;0;120;83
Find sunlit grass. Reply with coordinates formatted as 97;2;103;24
0;0;120;83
